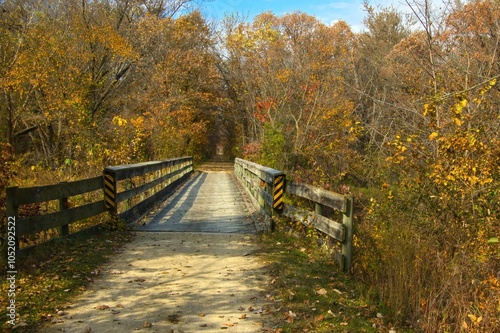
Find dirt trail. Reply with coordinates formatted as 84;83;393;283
40;231;275;333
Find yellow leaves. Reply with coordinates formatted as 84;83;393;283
423;102;436;116
276;68;291;83
455;98;467;114
429;132;439;140
479;78;497;96
453;117;463;127
462;313;483;329
90;24;138;61
112;116;127;127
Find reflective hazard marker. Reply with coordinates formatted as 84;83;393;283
273;175;285;211
104;170;117;213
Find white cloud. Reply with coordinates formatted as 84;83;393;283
312;2;352;11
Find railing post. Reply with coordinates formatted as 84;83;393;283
59;182;69;237
104;168;118;216
341;196;354;272
315;203;322;215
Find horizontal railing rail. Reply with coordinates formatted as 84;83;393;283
5;156;193;251
234;158;353;272
6;176;106;250
284;181;354;272
234;158;285;220
104;157;193;222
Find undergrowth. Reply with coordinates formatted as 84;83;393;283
259;216;414;333
0;228;133;332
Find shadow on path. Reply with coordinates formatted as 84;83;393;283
40;232;275;333
139;172;256;234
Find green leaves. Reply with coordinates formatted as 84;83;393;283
487;237;499;244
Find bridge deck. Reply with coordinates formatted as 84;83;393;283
139;171;256;234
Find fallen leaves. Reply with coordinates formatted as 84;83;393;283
95;305;110;310
132;278;146;283
260;230;391;332
315;288;328;296
286;310;297;323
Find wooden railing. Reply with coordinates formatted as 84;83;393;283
234;158;353;272
6;176;106;250
5;157;193;250
234;158;285;219
284;182;354;272
104;157;193;221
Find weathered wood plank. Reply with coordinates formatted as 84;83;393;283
115;165;191;204
341;196;354;272
235;158;284;183
259;188;273;207
16;201;106;236
107;157;192;181
283;204;345;242
119;172;191;222
11;176;103;206
286;181;346;212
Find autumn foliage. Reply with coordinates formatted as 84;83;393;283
1;0;499;332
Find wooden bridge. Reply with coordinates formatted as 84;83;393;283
6;157;353;271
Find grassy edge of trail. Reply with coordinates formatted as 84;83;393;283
1;223;134;332
257;217;414;333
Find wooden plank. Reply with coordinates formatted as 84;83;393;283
235;158;284;183
115;165;190;203
119;172;191;222
107;157;192;181
17;201;106;236
59;184;69;237
341;196;354;272
6;187;18;217
259;188;273;207
11;176;103;206
286;181;346;212
283;204;345;242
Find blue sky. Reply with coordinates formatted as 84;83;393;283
200;0;406;32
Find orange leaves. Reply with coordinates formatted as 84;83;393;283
386;135;409;164
225;10;359;173
87;24;138;61
429;132;439;140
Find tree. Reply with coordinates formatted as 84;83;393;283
351;3;410;150
131;11;223;161
355;2;500;331
222;12;361;185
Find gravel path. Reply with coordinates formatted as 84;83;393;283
40;232;275;333
40;171;276;333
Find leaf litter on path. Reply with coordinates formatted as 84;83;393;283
39;232;276;333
